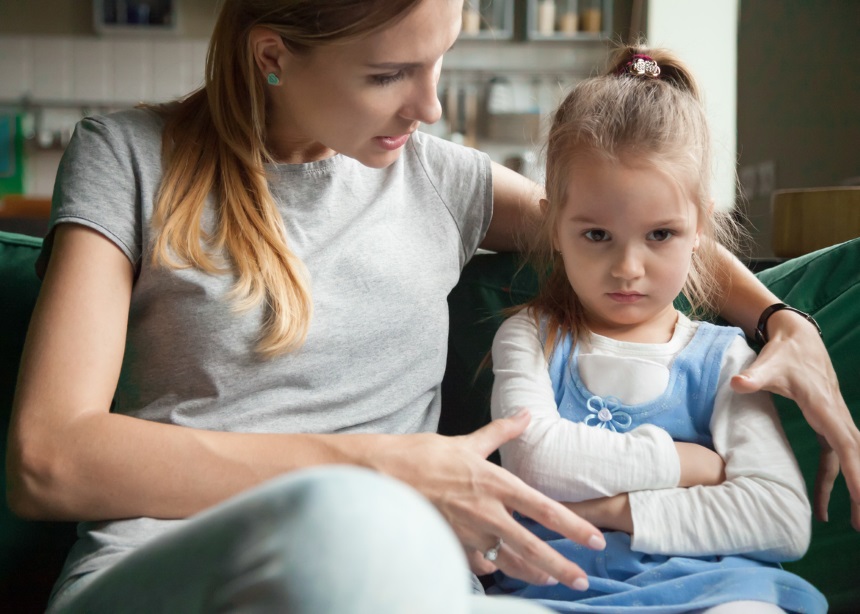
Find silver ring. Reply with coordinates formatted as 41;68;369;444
483;538;503;562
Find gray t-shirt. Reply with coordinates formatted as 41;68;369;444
42;108;492;582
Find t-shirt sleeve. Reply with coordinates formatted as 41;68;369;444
38;112;157;276
408;130;492;263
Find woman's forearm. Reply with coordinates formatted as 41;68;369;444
714;244;778;336
8;409;396;521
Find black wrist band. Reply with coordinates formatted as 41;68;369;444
754;302;822;345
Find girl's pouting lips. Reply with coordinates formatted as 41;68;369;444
607;292;645;303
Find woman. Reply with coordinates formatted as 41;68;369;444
6;1;857;612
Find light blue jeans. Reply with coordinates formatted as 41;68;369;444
47;466;551;613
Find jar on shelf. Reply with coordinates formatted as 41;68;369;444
462;2;481;35
558;0;579;34
581;0;602;33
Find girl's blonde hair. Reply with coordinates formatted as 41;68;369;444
524;44;742;356
149;0;422;358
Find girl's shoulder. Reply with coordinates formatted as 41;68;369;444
497;309;541;339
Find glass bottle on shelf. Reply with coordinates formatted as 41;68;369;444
537;0;556;37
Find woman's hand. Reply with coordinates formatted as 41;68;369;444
731;309;860;530
371;409;605;590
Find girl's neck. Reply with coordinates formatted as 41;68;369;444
584;307;679;344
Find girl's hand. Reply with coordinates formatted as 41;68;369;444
731;309;860;530
563;494;633;534
675;441;726;487
372;409;605;590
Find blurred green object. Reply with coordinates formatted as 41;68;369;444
0;114;25;198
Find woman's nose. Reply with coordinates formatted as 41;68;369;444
402;68;442;125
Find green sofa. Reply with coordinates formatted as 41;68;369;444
2;230;859;612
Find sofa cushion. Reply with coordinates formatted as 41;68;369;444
0;231;77;612
754;237;859;612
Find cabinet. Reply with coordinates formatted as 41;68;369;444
526;0;613;41
93;0;178;35
460;1;516;41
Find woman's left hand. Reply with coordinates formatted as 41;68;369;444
731;309;860;530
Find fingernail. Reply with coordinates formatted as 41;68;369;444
542;576;559;586
588;534;606;550
512;407;530;419
571;577;589;591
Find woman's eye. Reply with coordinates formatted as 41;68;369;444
371;72;406;86
647;229;673;242
584;229;609;242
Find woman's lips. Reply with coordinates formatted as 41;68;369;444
608;292;645;303
374;134;410;151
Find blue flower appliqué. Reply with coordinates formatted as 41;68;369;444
584;395;632;432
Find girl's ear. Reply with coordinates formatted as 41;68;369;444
249;26;288;82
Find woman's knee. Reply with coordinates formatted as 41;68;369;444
217;466;472;613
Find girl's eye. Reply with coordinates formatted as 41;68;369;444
371;72;406;86
584;229;610;242
647;229;673;242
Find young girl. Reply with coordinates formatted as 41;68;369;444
489;47;828;613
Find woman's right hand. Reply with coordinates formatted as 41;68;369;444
371;409;605;591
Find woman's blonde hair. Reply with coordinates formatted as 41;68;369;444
524;44;742;357
149;0;422;357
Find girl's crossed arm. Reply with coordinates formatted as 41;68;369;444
491;312;723;503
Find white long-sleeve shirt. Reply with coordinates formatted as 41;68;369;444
491;311;812;562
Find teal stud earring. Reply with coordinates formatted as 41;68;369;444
267;72;280;86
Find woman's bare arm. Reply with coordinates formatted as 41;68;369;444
480;162;542;252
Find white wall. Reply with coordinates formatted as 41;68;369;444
0;35;210;194
647;0;739;211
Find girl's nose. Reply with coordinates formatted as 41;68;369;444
611;245;645;280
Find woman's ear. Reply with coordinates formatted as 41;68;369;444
249;26;288;83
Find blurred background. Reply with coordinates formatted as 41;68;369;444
0;0;858;258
